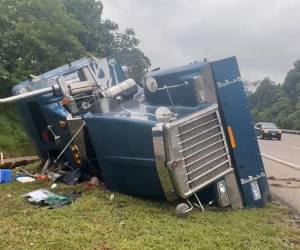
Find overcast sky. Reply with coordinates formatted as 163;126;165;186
101;0;299;83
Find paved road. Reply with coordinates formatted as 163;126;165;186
259;133;300;166
258;134;300;214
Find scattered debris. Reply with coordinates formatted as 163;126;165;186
22;189;81;209
109;194;115;201
58;169;81;185
16;176;36;183
18;169;35;177
80;176;100;190
22;189;49;202
41;158;52;174
50;183;58;190
0;156;40;169
0;152;4;165
47;172;61;182
90;176;100;186
0;169;12;183
35;175;49;182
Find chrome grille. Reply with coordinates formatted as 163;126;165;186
164;104;233;199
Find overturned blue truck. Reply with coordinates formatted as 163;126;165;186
0;55;270;213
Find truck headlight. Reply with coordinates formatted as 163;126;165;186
218;182;226;194
217;180;230;208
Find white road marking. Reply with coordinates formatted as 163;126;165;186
261;153;300;171
292;146;300;150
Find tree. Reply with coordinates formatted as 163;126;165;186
0;0;25;95
0;0;151;96
0;0;85;92
249;63;300;130
62;0;151;82
111;28;151;82
283;60;300;101
62;0;117;56
248;78;280;110
15;0;86;78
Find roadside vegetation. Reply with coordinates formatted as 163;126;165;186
0;165;299;249
0;105;33;156
249;61;300;130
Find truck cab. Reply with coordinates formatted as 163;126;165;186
84;57;270;209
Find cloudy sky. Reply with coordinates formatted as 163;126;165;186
101;0;299;82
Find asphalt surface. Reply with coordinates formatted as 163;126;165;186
258;134;300;214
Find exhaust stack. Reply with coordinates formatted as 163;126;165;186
0;85;60;104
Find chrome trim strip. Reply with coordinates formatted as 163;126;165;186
179;132;222;153
152;124;177;201
177;124;221;145
185;153;229;176
176;118;219;137
183;139;224;160
187;160;230;184
183;146;227;169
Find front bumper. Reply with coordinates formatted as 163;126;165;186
262;132;281;138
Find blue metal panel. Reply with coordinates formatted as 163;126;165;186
84;113;165;198
210;57;270;207
15;94;73;161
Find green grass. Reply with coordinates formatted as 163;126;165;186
0;165;299;249
0;106;33;157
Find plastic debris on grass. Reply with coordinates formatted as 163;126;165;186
16;176;36;183
22;189;81;209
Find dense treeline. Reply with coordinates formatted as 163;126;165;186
0;0;150;97
248;61;300;130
